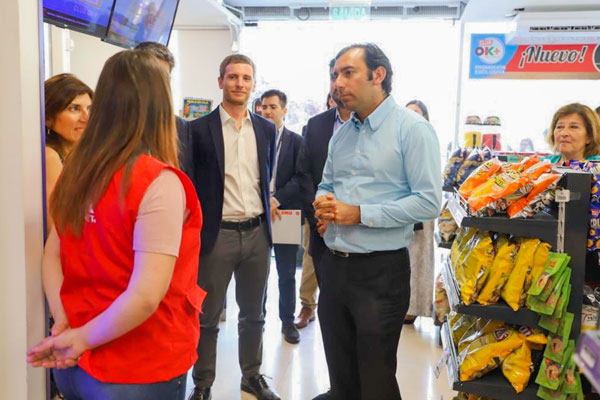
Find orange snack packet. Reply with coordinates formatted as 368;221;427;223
468;171;532;214
507;173;562;219
459;158;502;199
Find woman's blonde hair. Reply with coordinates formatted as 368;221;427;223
50;50;178;236
546;103;600;158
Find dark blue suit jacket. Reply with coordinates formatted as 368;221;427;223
188;108;277;255
296;108;337;229
273;127;304;210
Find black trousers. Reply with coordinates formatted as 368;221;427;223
318;248;411;400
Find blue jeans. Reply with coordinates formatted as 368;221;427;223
54;366;187;400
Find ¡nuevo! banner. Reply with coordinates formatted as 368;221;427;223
469;34;600;79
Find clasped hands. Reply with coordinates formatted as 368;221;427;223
313;193;360;236
27;319;88;369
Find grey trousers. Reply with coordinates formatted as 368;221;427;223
192;224;271;388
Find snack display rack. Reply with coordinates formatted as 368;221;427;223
440;169;591;399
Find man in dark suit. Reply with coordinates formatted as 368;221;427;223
294;60;351;332
260;89;304;344
187;54;279;400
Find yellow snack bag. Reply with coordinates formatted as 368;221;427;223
459;326;524;381
477;236;518;305
451;314;477;346
517;325;548;350
451;227;478;268
502;343;533;393
458;319;505;353
460;232;495;305
501;238;541;311
529;242;552;293
455;232;484;287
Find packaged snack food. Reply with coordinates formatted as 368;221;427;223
443;148;467;187
528;253;570;298
459;232;495;305
451;228;478;269
508;173;562;218
551;281;571;320
527;268;571;315
501;238;541;311
459;326;523;381
560;358;581;394
524;160;553;180
434;272;450;323
537;340;575;390
543;334;570;363
537;386;567;400
517;325;548;348
439;204;459;242
455;148;483;186
530;242;552;287
467;171;532;216
557;312;574;340
502;343;533;393
458;319;505;353
458;158;502;199
508;156;541;173
477;236;518;306
581;304;598;331
451;314;477;346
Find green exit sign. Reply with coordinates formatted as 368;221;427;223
330;5;370;20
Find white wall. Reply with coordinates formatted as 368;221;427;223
0;0;46;399
172;29;233;115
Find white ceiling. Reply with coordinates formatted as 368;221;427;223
462;0;600;22
174;0;239;29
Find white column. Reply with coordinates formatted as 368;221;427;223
0;0;46;399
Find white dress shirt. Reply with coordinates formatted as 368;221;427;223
269;125;285;196
219;105;264;221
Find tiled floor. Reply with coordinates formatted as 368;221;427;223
185;261;457;400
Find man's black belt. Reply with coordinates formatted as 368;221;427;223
330;247;407;259
221;214;266;231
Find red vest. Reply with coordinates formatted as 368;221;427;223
58;155;205;383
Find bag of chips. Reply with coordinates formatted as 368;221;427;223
443;148;468;187
501;238;541;311
530;242;552;288
537;386;567;400
439;204;459;242
459;232;495;305
536;341;575;390
509;156;542;173
451;228;478;269
517;325;548;350
451;314;477;346
551;280;571;320
527;268;571;315
459;326;523;381
502;343;533;393
581;304;598;331
456;148;493;186
544;334;570;363
508;173;562;218
458;158;502;199
477;236;518;306
467;171;532;216
434;272;450;323
524;160;553;180
528;253;570;298
458;319;505;353
560;359;581;394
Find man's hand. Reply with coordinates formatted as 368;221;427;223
270;197;281;222
314;193;361;225
317;219;329;237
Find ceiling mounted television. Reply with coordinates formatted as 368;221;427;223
43;0;116;38
105;0;180;49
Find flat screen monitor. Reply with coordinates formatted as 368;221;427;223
43;0;116;38
105;0;180;49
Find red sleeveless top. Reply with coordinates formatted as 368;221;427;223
58;155;205;383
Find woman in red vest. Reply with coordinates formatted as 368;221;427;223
27;50;205;400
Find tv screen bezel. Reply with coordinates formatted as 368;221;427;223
43;0;117;40
102;0;181;49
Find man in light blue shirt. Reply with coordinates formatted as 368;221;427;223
312;43;441;400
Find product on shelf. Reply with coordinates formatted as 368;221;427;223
527;268;571;315
501;342;532;393
439;203;459;242
581;304;598;331
450;227;478;267
536;340;575;391
444;148;469;187
458;319;505;353
457;232;495;305
456;148;493;186
507;173;562;218
528;253;570;298
464;131;482;148
500;238;541;311
450;313;477;346
465;115;482;125
484;116;501;126
477;236;518;306
458;158;502;199
468;171;534;216
434;272;450;323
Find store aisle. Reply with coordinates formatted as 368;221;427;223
186;259;457;400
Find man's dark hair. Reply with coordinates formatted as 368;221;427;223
134;42;175;72
261;89;287;108
329;57;336;71
335;43;393;95
596;105;600;116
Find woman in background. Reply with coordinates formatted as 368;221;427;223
28;50;204;400
404;99;435;324
44;73;93;232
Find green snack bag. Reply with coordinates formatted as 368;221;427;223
528;253;569;299
527;268;570;315
536;341;574;391
537;386;567;400
552;282;571;319
558;312;574;341
539;314;561;334
544;335;569;363
559;359;580;395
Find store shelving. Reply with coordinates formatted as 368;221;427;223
440;169;591;399
441;323;540;399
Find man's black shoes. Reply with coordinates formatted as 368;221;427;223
282;322;300;344
241;375;281;400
